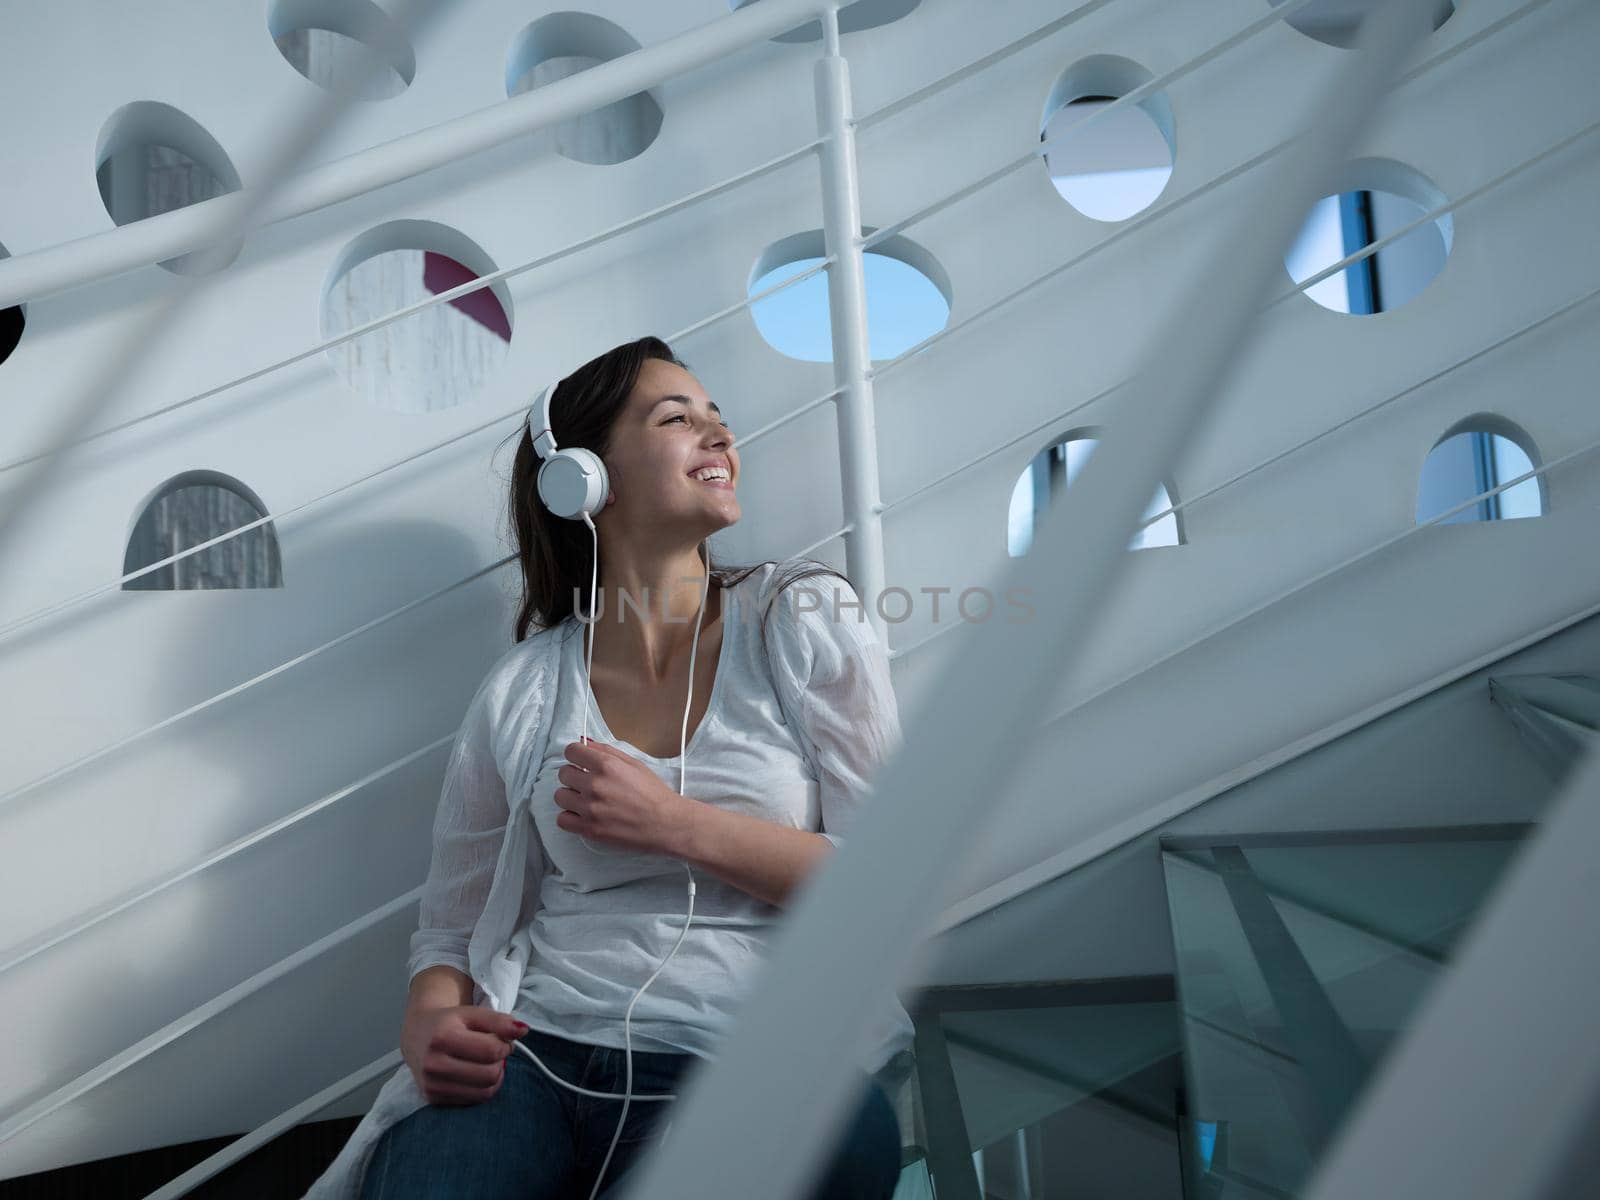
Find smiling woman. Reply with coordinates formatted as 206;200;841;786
305;336;914;1200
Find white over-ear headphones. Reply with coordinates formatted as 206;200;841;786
530;380;609;520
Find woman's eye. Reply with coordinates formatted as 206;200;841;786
663;414;732;431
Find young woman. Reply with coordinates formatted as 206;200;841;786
356;336;913;1199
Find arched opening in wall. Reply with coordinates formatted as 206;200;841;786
123;471;283;590
728;0;921;44
1040;56;1175;223
95;101;244;276
0;240;22;367
505;13;662;165
1285;158;1452;315
269;0;416;100
1008;431;1182;557
321;220;514;413
748;228;951;363
1268;0;1456;50
1417;415;1545;526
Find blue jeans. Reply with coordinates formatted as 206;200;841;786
361;1027;903;1199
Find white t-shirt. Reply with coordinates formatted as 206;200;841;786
511;560;916;1069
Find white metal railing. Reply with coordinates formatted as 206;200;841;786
0;736;452;975
0;0;854;310
0;888;422;1150
0;0;1556;924
856;0;1330;256
0;147;829;475
862;0;1558;385
0;0;1566;918
883;110;1600;661
0;0;1540;644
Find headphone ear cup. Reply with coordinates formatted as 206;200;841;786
537;448;609;520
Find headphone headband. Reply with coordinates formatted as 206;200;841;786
530;380;559;461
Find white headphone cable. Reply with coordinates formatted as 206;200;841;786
508;512;707;1200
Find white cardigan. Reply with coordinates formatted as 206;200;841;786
304;620;564;1199
304;563;917;1198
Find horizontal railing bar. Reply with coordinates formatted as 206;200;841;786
140;1051;403;1200
0;146;828;476
0;266;839;641
0;736;453;976
861;0;1556;376
0;557;503;808
1257;116;1600;316
0;888;421;1149
0;0;852;309
859;0;1324;254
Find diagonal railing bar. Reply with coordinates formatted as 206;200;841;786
854;0;1123;131
139;1050;403;1200
0;0;455;572
1133;288;1599;536
0;0;860;310
616;3;1437;1197
1043;434;1600;731
0;887;422;1150
861;0;1558;380
0;144;830;477
0;558;504;809
875;109;1600;542
859;0;1324;255
886;276;1600;662
898;425;1600;678
0;294;839;642
0;735;453;976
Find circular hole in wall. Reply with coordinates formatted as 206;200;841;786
1040;56;1175;223
728;0;921;44
1284;157;1452;314
321;221;514;413
506;13;662;165
1268;0;1455;49
269;0;416;100
1417;416;1544;525
1008;432;1181;556
748;229;951;363
95;101;245;276
0;240;23;366
124;470;283;590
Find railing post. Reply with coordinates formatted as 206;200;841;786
814;4;889;642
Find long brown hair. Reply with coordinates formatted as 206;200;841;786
498;335;850;655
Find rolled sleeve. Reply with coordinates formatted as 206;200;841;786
769;572;903;851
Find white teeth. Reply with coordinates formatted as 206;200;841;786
691;467;729;482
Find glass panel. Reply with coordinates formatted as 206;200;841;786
1163;830;1529;1197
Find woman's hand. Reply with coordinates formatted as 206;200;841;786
554;737;693;855
401;1004;527;1106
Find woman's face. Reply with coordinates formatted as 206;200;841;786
598;358;740;541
